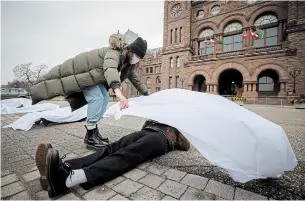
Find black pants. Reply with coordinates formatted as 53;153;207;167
66;130;171;190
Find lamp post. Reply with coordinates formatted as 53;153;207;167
289;69;301;94
180;76;185;89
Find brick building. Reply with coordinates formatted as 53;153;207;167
126;0;305;98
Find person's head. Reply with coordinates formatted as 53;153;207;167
109;34;125;50
125;37;147;65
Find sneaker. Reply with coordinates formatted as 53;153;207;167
45;149;72;198
35;143;52;191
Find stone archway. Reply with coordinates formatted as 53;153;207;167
218;69;244;95
193;75;207;92
252;63;288;81
257;69;280;97
211;62;250;82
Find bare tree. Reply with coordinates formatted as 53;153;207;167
13;63;48;86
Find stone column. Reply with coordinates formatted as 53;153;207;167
216;34;223;52
246;28;251;47
194;39;199;55
249;27;254;47
279;82;287;96
244;84;248;92
242;28;247;48
278;22;283;43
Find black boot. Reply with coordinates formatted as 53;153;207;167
45;149;71;198
84;126;108;151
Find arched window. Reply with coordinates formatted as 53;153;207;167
253;14;278;47
211;5;221;15
175;28;178;43
197;10;205;19
170;29;173;44
258;76;274;91
198;28;215;55
257;69;279;94
223;22;243;52
156;76;161;84
180;27;182;42
146;77;151;85
176;56;180;67
170;57;173;68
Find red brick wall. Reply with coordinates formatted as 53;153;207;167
129;0;305;98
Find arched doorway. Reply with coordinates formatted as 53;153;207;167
257;69;279;96
193;75;207;92
218;69;243;95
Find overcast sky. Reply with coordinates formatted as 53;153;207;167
1;0;164;85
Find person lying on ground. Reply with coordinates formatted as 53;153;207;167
35;119;190;198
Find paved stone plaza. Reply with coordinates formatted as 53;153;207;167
1;103;305;200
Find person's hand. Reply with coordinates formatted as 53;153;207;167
114;89;128;109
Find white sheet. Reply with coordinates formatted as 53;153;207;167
1;98;32;113
3;105;87;131
1;98;59;115
104;88;298;183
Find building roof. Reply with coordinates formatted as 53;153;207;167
146;47;162;58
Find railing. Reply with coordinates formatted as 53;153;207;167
222;95;299;106
216;50;245;58
254;45;282;53
190;45;282;62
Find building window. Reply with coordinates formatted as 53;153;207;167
223;22;243;52
258;76;274;91
180;27;182;42
156;87;161;92
197;10;205;19
146;77;151;85
170;29;173;44
156;76;161;84
170;57;173;68
253;14;278;47
169;77;173;88
175;28;178;43
175;76;179;88
176;56;180;67
150;67;153;73
156;66;161;73
198;28;215;55
211;5;220;15
146;68;149;73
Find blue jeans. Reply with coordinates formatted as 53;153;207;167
83;84;110;124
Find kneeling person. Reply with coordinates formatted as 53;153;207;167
35;120;190;198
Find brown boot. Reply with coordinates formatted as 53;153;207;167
35;143;53;190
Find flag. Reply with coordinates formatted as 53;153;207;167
214;37;223;45
241;31;249;38
251;30;263;39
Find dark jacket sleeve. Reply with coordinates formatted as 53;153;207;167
128;66;149;95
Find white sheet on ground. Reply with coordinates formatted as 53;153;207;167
104;88;298;183
1;98;60;115
3;105;87;131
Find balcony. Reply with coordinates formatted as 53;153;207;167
190;44;283;62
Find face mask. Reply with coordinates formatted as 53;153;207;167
130;54;140;65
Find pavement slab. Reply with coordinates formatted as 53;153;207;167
1;103;305;200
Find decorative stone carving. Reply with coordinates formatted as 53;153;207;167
282;41;291;49
285;48;298;56
225;1;247;12
249;71;254;76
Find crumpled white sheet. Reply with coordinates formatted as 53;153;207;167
3;105;88;131
1;98;59;114
104;88;298;183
